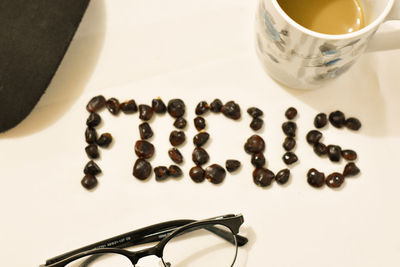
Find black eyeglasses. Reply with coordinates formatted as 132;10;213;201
41;214;248;267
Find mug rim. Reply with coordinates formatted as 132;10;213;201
272;0;394;40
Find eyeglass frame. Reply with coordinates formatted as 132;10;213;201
40;214;248;267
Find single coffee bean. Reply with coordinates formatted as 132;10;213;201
210;99;223;113
134;140;155;159
189;166;205;183
306;130;323;145
169;131;186;146
151;98;167;114
282;121;297;137
139;122;153;140
86;95;106;112
326;172;345;188
168;165;183;178
120;99;138;114
226;160;241;172
329;110;346;128
205;164;226;184
154;166;169;181
285;107;297;120
106;98;120;115
343;162;360;177
314;113;328;128
283;137;296;151
282;152;298;165
221;101;241;120
84;160;102;176
133;159;152;180
247;107;263;118
253;168;274;187
194;117;206;131
251;153;266;168
275;169;290;185
167;99;185;118
168;148;183;164
307;168;325;188
85;127;97;144
193;132;210;147
86;113;101;127
85;144;99;159
97;133;112;148
313;142;328;156
139;104;154;121
250;118;263;131
345;117;362;131
173;117;187;129
341;149;357;161
244;135;265;154
192;147;209;166
195;101;210;115
81;174;98;190
327;145;342;162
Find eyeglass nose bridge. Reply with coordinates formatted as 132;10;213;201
128;246;164;266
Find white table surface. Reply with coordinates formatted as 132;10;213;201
1;0;400;266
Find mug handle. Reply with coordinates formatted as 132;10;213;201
367;0;400;52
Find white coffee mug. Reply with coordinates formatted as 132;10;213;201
255;0;400;89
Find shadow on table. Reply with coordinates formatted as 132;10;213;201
1;0;106;138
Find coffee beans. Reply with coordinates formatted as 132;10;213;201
169;131;186;146
275;169;290;185
154;166;169;181
247;107;263;118
81;174;98;190
307;168;325;188
313;142;328;156
192;148;209;166
85;127;97;144
173;117;187;129
251;153;265;168
205;164;226;184
326;172;345;188
120;100;138;114
253;168;274;187
343;162;360;177
139;122;153;140
167;99;185;118
189;166;205;183
285;107;297;120
226;160;241;172
282;152;298;165
139;104;154;121
133;159;152;180
341;149;357;161
314;113;327;128
283;137;296;151
135;140;155;159
168;148;183;164
84;160;102;175
210;99;223;113
327;145;341;162
86;113;101;127
193;132;209;147
152;98;167;114
85;144;99;159
306;130;322;145
282;121;297;137
106;98;120;115
194;117;206;131
97;133;112;148
250;118;263;131
329;110;345;128
86;95;106;113
345;117;361;131
195;101;209;115
168;165;183;178
244;135;265;154
221;101;241;120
